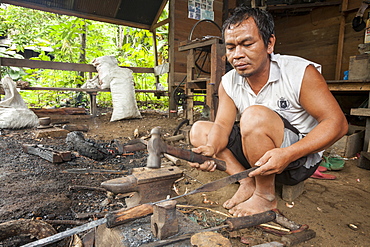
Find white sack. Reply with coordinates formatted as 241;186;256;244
92;56;141;121
92;56;117;89
0;76;39;129
81;75;100;89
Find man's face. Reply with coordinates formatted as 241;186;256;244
224;18;275;78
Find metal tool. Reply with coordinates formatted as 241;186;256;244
147;127;226;170
105;166;258;228
140;209;313;247
21;167;258;247
101;166;183;207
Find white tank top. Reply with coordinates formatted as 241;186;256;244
222;53;321;135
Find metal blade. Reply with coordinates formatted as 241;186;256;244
154;166;258;205
21;218;107;247
194;166;258;193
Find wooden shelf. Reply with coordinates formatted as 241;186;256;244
327;80;370;91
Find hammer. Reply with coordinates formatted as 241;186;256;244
147;127;226;171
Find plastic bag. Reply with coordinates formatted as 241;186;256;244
0;76;39;129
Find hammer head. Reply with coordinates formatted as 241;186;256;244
147;127;166;168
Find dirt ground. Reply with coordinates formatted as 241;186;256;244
0;108;369;246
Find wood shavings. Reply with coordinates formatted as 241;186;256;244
176;204;231;218
172;184;180;195
202;193;219;205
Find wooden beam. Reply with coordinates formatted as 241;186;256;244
178;38;222;52
327;82;370;91
267;1;341;11
17;86;167;94
335;0;348;80
168;0;178;118
0;58;154;73
351;108;370;117
3;0;151;30
150;0;169;30
151;18;170;31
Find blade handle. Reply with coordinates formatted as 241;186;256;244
105;204;154;228
225;210;276;231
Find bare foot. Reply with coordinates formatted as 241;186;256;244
228;192;277;217
223;177;255;209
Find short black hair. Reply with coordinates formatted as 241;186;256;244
222;5;275;47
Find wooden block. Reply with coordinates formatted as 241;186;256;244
348;54;370;81
179;125;192;144
350;108;370;117
358;151;370;170
23;144;71;163
35;128;70;139
282;181;305;202
327;125;365;157
281;229;316;246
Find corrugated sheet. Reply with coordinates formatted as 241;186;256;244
2;0;167;29
27;0;74;10
74;0;121;18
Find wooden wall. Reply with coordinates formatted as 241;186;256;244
272;0;365;80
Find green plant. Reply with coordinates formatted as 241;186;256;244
0;3;169;110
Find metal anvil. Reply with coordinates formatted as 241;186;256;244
101;166;183;208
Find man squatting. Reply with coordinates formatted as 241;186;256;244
189;5;348;217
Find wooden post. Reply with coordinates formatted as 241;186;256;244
168;0;178;118
186;49;195;124
0;57;2;100
152;28;161;92
335;0;348;80
88;92;98;116
210;40;225;120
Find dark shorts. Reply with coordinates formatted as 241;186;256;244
226;117;320;186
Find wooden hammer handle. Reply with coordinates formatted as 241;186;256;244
165;145;226;171
225;210;276;231
105;204;154;228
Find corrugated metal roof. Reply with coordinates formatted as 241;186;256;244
1;0;168;30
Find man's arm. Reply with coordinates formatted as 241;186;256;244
191;83;237;160
250;65;348;177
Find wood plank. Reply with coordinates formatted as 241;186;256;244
179;38;222;51
273;2;363;80
150;0;169;30
267;1;341;11
18;86;167;94
0;57;154;73
351;108;370;117
335;0;348;80
327;82;370;91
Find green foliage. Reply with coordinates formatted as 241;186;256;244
0;3;169;110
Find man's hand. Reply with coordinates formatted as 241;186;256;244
188;145;217;172
248;148;292;177
188;160;217;172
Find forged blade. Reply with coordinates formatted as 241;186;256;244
21;218;107;247
193;167;258;193
153;167;258;205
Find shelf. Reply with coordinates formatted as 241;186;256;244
327;80;370;91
